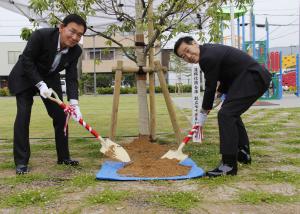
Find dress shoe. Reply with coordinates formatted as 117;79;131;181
206;162;237;177
16;165;29;175
57;159;79;166
237;148;251;164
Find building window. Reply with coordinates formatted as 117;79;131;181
8;51;21;64
88;49;100;60
100;50;114;60
87;49;115;61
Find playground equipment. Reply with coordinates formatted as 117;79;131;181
282;55;297;91
218;6;283;99
260;51;283;100
295;54;300;97
282;55;297;69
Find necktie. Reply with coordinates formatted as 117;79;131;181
50;49;68;72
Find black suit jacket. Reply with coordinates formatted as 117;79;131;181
199;44;272;110
8;28;82;100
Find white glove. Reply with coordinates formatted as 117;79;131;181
36;81;52;98
198;112;208;126
69;99;82;121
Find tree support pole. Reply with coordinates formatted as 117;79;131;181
155;61;182;144
148;0;156;141
110;60;123;140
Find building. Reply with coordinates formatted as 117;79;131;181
0;42;26;88
0;35;180;89
82;33;162;74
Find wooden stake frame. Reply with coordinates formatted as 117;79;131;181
109;60;182;144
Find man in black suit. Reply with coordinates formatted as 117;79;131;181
174;36;271;177
8;14;87;174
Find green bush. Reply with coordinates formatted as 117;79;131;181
168;85;175;93
155;86;162;93
182;84;192;92
128;87;137;94
120;87;129;94
94;85;192;95
0;87;10;96
96;87;113;94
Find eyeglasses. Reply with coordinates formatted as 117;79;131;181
66;28;84;38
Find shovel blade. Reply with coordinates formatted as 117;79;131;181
161;149;188;162
100;138;131;162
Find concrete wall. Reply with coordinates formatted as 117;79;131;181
0;42;26;76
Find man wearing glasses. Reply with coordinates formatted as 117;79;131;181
174;36;271;177
8;14;87;174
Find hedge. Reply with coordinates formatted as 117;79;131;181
0;87;10;96
95;85;192;95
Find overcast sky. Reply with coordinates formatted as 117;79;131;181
0;0;299;48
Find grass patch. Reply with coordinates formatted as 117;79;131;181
0;188;60;208
255;171;300;186
86;189;131;205
0;174;57;186
194;175;241;188
0;161;14;170
31;143;56;151
251;149;273;159
238;191;300;204
279;146;300;154
251;140;269;146
280;158;300;166
67;173;96;188
257;133;276;139
149;191;201;211
0;143;13;150
185;143;219;169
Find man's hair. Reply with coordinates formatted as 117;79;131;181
62;14;87;34
174;36;195;57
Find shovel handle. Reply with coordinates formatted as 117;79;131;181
182;124;200;144
47;89;105;142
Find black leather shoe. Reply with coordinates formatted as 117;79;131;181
16;165;29;175
57;159;79;166
238;148;251;164
206;162;237;177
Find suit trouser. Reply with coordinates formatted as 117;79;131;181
217;71;268;155
13;81;69;165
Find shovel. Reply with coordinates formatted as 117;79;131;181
47;89;131;162
161;124;201;161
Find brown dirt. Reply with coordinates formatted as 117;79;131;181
117;136;191;177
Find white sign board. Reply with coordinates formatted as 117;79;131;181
191;64;202;143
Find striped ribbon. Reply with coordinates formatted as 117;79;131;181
60;103;99;138
182;124;203;144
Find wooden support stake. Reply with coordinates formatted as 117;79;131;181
155;61;182;144
149;72;156;141
109;61;123;140
148;0;156;141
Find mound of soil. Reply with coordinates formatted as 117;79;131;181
117;136;191;177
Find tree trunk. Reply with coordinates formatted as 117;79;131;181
135;0;150;136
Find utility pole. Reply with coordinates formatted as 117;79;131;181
249;4;253;54
93;35;96;95
230;1;236;47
